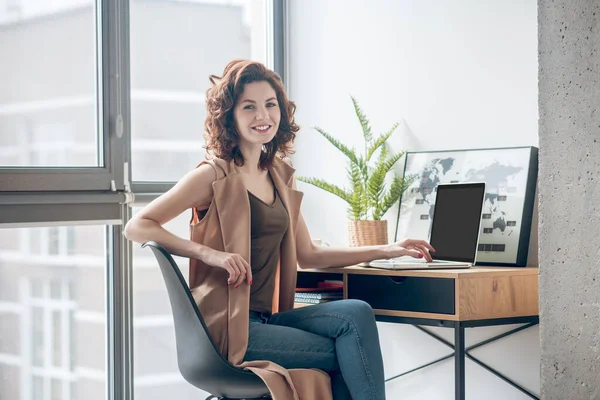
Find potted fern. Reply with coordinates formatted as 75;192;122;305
297;96;416;247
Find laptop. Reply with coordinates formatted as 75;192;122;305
367;182;486;270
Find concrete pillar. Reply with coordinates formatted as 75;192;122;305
538;1;600;399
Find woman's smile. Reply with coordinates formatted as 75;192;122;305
251;124;273;134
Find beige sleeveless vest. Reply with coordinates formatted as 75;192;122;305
189;157;333;400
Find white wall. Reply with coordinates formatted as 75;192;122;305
287;0;539;398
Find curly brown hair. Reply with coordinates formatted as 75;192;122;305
204;60;299;170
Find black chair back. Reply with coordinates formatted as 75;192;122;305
142;241;270;399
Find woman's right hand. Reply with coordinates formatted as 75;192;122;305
202;249;252;288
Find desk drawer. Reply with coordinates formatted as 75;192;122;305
347;274;455;314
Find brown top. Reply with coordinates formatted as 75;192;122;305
248;188;289;313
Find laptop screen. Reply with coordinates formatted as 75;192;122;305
429;183;485;263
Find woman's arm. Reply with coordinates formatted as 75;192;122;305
124;164;216;259
123;164;252;286
295;211;435;269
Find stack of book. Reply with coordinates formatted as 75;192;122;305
295;280;343;305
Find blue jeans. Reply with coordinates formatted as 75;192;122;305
243;299;386;400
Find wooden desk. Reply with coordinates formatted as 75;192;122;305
296;266;539;400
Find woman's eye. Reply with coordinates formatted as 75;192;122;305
267;102;278;107
244;105;254;110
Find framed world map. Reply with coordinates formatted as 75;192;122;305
394;146;538;266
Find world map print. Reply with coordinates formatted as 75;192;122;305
395;148;537;265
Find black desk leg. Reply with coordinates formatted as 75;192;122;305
455;324;465;400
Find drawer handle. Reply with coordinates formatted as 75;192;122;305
388;277;407;284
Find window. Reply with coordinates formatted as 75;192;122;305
0;1;99;168
130;0;271;182
0;225;107;400
27;278;76;400
0;0;127;192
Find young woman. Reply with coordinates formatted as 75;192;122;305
124;59;434;400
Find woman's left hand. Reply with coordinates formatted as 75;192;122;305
385;239;436;262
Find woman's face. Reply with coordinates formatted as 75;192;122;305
233;81;281;148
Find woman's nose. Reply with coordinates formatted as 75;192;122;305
255;106;269;121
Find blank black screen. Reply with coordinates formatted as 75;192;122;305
429;183;485;262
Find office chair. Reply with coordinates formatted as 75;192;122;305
142;241;271;400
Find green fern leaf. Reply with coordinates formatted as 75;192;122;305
367;144;392;216
375;177;403;220
366;122;399;162
296;177;351;204
313;126;361;166
381;151;405;175
377;174;417;219
367;161;387;210
350;96;372;145
347;162;367;220
368;142;390;182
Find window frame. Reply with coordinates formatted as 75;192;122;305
0;0;128;193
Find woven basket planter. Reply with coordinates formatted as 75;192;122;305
347;220;388;247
